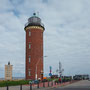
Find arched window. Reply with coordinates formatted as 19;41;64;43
29;56;31;63
29;43;31;49
29;31;31;36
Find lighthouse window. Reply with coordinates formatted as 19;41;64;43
29;56;31;63
29;43;31;49
28;69;31;76
33;17;38;22
29;31;31;36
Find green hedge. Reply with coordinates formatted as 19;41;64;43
0;80;30;87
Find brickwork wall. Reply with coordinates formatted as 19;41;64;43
25;26;44;80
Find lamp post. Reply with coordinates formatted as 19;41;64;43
35;56;47;80
35;59;41;80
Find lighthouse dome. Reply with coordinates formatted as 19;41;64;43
28;13;41;24
25;13;44;30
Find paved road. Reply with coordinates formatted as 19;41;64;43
48;80;90;90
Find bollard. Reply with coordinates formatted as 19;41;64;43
48;81;49;87
37;82;39;88
51;81;53;86
55;81;56;85
43;82;45;87
7;85;9;90
30;83;32;90
20;85;22;90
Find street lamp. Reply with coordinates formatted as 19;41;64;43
35;59;41;80
35;56;47;80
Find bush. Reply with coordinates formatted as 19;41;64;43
0;80;30;87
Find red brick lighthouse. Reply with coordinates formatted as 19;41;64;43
24;13;45;80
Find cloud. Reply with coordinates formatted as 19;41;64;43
0;0;14;12
0;0;90;78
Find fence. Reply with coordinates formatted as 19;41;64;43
0;80;77;90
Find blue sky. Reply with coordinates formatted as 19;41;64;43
0;0;90;78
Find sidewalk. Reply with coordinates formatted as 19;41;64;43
0;80;79;90
33;82;71;90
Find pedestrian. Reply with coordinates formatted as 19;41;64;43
59;78;61;83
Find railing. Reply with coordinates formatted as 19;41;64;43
25;22;44;28
0;80;78;90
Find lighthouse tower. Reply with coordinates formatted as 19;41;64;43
24;13;45;80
